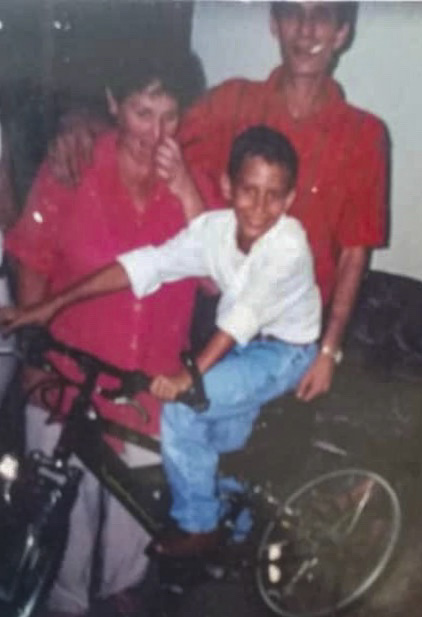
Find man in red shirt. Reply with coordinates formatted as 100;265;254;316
49;2;387;403
179;1;387;400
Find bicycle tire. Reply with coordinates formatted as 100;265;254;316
0;455;78;617
256;468;401;617
13;533;66;617
0;528;66;617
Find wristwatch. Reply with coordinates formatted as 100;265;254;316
320;344;343;365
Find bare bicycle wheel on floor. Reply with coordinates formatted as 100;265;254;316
256;468;401;617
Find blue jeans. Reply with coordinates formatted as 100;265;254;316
162;339;317;532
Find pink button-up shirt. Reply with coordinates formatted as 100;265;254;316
6;131;197;437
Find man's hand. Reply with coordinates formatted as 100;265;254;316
295;353;336;402
48;114;108;187
296;247;368;402
0;300;58;335
150;368;193;402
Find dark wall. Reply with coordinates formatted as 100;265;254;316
0;1;195;206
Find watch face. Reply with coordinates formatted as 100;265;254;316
321;345;343;364
334;349;343;364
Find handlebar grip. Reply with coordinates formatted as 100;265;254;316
16;325;55;367
178;351;209;413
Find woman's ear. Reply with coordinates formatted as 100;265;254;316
220;173;233;203
105;87;118;117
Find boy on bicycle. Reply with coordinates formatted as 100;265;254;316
0;125;321;557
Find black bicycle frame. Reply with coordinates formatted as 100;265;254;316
17;326;206;538
58;398;164;537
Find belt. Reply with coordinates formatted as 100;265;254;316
253;334;280;343
253;334;316;347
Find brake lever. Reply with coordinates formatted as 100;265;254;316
111;396;150;424
177;351;210;413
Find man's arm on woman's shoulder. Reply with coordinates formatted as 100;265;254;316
48;111;110;188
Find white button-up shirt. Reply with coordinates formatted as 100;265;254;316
118;210;321;346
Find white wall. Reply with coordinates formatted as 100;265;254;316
192;1;422;281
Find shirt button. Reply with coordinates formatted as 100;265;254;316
33;211;44;223
130;337;138;351
311;185;318;194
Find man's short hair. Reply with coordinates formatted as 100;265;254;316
104;48;205;110
270;2;358;29
228;125;298;190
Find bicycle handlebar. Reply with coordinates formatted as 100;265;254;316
16;326;210;413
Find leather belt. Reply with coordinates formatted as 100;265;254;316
253;334;280;343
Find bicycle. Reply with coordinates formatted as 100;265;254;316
0;326;401;617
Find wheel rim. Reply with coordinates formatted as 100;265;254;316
11;534;63;617
256;468;401;617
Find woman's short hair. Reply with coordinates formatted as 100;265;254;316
104;48;205;110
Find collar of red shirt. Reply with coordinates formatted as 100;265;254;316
265;65;345;130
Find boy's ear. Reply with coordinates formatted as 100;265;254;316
283;189;296;213
105;87;118;117
220;173;233;202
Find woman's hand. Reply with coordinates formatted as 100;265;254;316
150;368;193;402
155;137;204;221
155;137;190;196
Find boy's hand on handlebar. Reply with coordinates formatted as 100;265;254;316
0;300;57;334
150;369;193;402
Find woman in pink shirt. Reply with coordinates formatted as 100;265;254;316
5;52;208;617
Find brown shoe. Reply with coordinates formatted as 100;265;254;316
154;528;221;557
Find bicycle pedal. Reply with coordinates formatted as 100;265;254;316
204;562;226;580
156;555;209;593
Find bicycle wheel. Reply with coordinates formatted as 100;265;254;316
12;530;66;617
0;454;80;617
256;468;401;617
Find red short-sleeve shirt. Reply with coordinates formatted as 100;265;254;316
6;131;197;436
179;66;387;304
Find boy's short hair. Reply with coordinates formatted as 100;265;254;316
270;1;358;29
104;49;205;110
228;125;298;190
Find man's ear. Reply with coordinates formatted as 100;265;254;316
333;23;350;52
283;189;296;213
105;87;118;117
220;173;233;203
269;15;280;39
